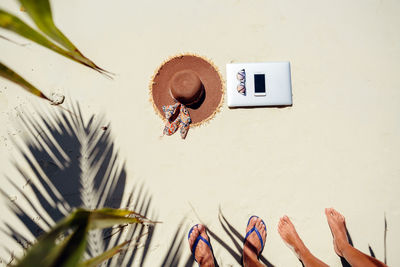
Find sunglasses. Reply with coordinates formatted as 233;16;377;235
237;69;246;95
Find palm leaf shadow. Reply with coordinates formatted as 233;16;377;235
160;219;194;267
384;213;387;264
339;229;353;267
365;214;388;266
0;100;155;266
183;206;274;267
340;215;388;267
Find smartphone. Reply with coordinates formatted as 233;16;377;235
254;73;266;96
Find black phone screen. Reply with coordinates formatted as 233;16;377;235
254;74;266;93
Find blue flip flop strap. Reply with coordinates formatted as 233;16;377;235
244;227;264;254
247;215;258;226
191;235;212;262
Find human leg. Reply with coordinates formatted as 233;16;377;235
278;216;328;267
325;208;387;267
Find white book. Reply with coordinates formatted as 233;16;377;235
226;62;293;107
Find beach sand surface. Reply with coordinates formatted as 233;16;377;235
0;0;399;266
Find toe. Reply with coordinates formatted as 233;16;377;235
198;224;204;232
278;218;283;229
256;218;262;230
261;227;266;237
256;217;266;232
278;220;284;233
247;216;257;231
260;222;266;237
282;215;290;223
198;224;209;241
193;227;200;237
325;208;334;217
332;209;344;220
188;225;200;249
331;208;338;216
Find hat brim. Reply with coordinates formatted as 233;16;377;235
150;54;224;127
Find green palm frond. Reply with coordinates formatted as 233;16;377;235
0;61;50;101
80;240;130;267
0;1;111;100
18;0;111;76
15;208;158;267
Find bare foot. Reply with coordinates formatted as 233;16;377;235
188;224;214;267
325;208;349;257
278;216;309;260
243;216;267;257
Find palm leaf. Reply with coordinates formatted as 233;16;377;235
14;211;89;267
1;102;157;266
18;0;74;51
0;61;50;101
14;208;155;267
18;0;111;75
80;241;130;267
45;222;89;267
0;9;65;53
0;9;110;76
88;208;158;230
88;209;143;230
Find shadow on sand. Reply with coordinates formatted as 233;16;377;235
0;100;389;267
340;215;388;267
160;206;275;267
0;101;156;266
207;207;275;267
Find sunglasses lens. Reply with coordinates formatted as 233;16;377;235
236;69;246;95
237;84;246;95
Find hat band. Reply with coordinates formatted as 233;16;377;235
169;85;205;107
162;102;192;139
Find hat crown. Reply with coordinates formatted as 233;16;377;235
170;70;204;105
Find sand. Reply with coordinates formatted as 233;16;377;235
0;0;399;266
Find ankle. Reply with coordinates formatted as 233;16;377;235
337;242;352;256
243;242;259;257
243;245;259;266
199;262;214;267
293;242;313;262
198;255;214;267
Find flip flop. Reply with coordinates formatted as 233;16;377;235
188;224;214;263
244;216;267;258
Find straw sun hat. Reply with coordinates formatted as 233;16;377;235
150;54;224;139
